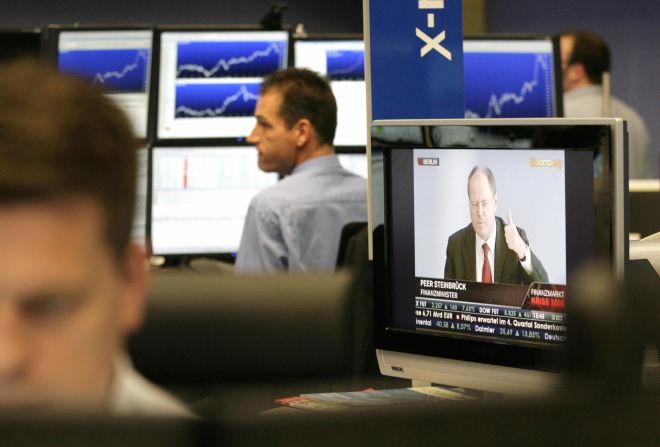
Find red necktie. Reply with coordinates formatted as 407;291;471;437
482;243;492;283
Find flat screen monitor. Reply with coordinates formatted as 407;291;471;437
294;36;366;148
0;28;42;62
54;27;154;139
463;36;563;119
149;145;278;257
155;28;289;141
371;118;627;394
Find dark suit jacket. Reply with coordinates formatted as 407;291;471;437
444;216;548;286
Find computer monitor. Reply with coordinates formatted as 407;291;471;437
129;270;358;383
293;35;366;148
0;28;42;62
51;27;154;139
463;36;563;119
149;145;278;258
155;27;289;141
371;118;628;394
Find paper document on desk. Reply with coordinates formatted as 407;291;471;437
300;386;472;407
274;395;347;412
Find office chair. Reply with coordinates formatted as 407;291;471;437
336;221;368;268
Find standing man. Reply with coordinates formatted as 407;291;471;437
235;68;367;272
560;30;654;179
0;59;190;416
444;166;548;286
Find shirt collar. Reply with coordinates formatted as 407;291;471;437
476;225;497;251
291;153;339;176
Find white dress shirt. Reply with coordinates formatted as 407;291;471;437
108;355;193;418
475;223;533;282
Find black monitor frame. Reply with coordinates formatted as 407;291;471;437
463;34;564;119
371;118;628;385
151;25;291;147
0;27;44;62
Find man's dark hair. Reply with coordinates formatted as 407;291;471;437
260;67;337;146
564;31;610;85
467;166;497;196
0;58;138;260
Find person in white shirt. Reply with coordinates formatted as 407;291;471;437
0;59;190;417
560;30;654;179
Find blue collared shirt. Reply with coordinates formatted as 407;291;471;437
235;154;368;273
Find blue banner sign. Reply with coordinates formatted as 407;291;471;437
367;0;464;120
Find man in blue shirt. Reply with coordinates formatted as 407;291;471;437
235;68;367;272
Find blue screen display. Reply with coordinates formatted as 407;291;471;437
58;48;149;93
326;49;365;81
176;41;286;78
464;51;555;118
174;81;260;118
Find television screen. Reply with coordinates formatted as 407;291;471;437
463;36;563;119
56;28;153;139
371;118;627;393
149;146;278;257
294;37;366;148
156;29;289;141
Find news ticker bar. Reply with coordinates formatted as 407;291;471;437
414;298;567;344
416;277;567;311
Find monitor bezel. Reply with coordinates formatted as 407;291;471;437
370;117;627;381
151;24;291;146
463;33;564;119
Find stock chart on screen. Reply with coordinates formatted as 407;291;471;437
463;38;560;119
157;30;289;140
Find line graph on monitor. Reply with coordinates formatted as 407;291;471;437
176;41;286;78
326;49;365;81
464;53;553;118
58;48;149;93
174;81;260;118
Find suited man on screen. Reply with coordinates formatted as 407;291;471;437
444;166;548;286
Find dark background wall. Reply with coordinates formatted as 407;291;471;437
487;0;660;177
0;0;363;34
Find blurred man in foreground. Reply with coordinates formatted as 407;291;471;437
0;59;190;416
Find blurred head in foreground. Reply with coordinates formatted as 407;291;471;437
0;58;148;412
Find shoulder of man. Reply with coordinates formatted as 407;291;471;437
448;222;474;243
109;356;194;418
